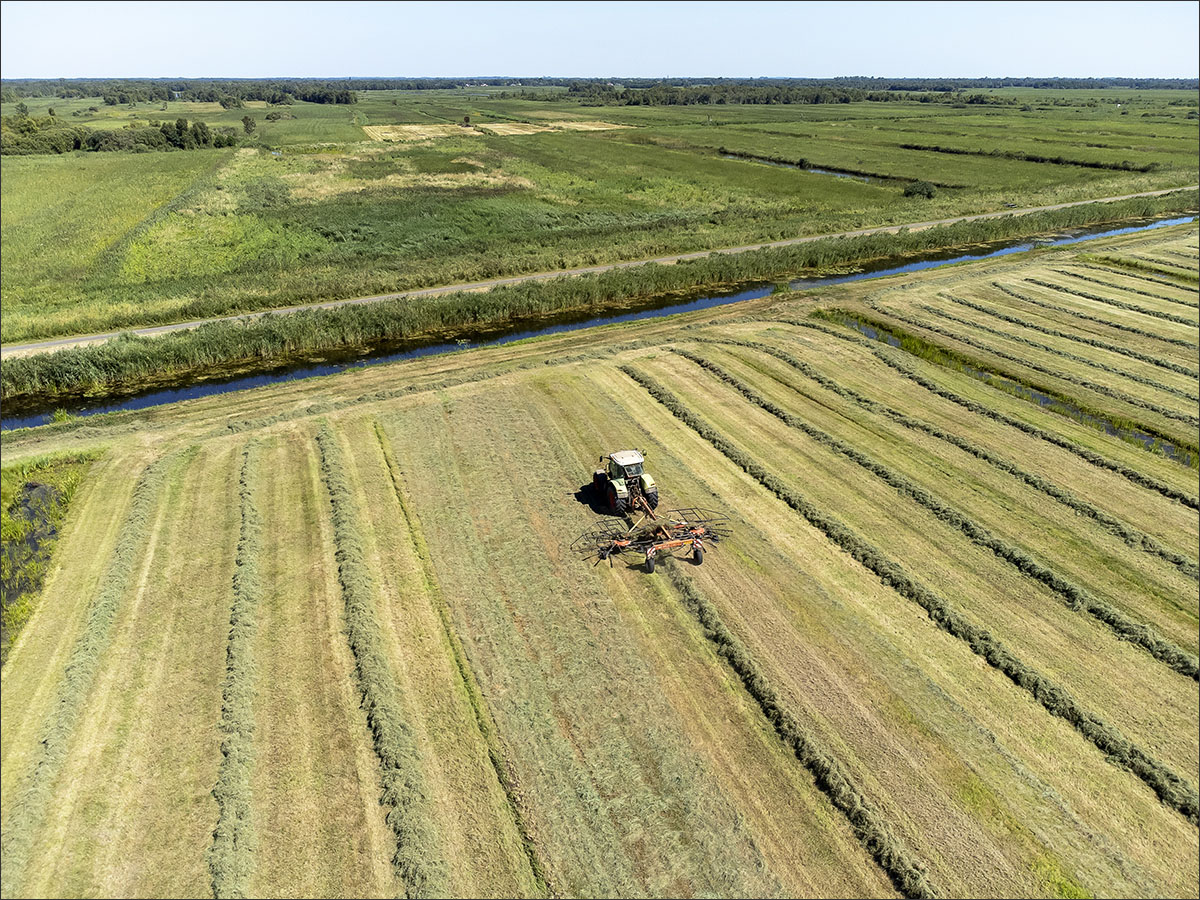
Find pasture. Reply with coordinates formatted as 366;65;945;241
1;88;1197;344
2;224;1196;898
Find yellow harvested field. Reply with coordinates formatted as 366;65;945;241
362;123;481;141
478;122;553;135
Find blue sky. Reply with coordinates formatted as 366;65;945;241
1;1;1197;79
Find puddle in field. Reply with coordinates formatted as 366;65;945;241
834;313;1196;466
2;214;1195;432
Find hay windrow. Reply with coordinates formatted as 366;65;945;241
938;292;1199;379
660;559;938;899
207;441;263;899
621;364;1200;825
784;319;1200;510
704;336;1198;582
315;425;448;898
670;347;1199;678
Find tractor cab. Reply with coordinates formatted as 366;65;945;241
594;449;659;514
608;450;644;482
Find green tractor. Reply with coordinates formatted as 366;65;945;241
593;449;659;515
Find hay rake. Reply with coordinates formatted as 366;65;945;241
572;503;732;573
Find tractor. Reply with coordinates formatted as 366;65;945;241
593;449;658;515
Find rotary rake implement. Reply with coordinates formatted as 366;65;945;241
572;504;732;573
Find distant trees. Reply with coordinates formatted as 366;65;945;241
1;112;237;155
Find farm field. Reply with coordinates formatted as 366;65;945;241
2;224;1197;898
2;88;1197;344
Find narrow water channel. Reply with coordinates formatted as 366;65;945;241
1;215;1194;432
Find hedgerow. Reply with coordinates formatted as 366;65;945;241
315;425;448;898
0;449;183;898
621;365;1199;824
990;282;1198;349
922;302;1198;403
1025;278;1198;327
702;336;1198;582
940;292;1199;379
671;348;1199;678
208;442;263;898
660;559;937;898
785;318;1200;509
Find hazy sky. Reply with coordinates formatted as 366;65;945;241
1;1;1197;79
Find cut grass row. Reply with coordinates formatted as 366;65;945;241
920;301;1198;402
371;420;548;895
0;449;184;898
208;441;262;899
1054;268;1199;309
621;364;1200;825
690;336;1198;581
789;318;1200;508
937;291;1199;379
858;304;1200;433
989;281;1198;349
659;558;935;899
1076;257;1200;290
314;425;447;898
670;347;1199;677
1025;277;1199;326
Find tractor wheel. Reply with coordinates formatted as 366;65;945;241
645;488;659;510
693;544;704;565
646;554;656;574
592;470;606;495
607;484;627;515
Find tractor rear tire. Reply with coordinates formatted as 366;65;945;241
645;488;660;510
693;544;704;565
607;484;628;516
646;554;656;573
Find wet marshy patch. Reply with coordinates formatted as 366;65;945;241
1;453;95;663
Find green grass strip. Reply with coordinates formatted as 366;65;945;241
659;558;938;899
621;364;1200;825
0;449;184;899
315;425;448;899
939;292;1198;379
786;318;1200;510
373;420;550;897
207;441;263;899
672;347;1199;679
704;335;1198;582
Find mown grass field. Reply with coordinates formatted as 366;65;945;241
1;88;1196;343
1;225;1196;898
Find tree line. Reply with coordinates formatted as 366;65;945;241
1;108;247;155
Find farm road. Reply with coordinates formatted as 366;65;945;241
3;185;1195;359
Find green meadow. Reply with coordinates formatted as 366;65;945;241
1;88;1196;343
